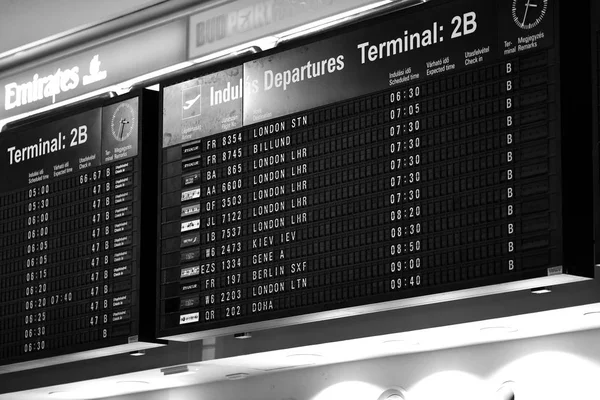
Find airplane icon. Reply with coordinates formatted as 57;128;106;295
183;94;201;110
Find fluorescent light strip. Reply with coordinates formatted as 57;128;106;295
0;30;79;61
115;60;194;92
276;0;393;41
278;0;431;42
190;36;279;65
47;391;83;399
111;36;279;92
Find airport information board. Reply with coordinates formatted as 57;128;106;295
0;94;157;368
162;0;588;339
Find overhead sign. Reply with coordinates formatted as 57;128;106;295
188;0;389;60
162;66;243;147
4;54;108;112
243;0;553;123
0;19;187;121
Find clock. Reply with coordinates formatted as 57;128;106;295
512;0;548;29
111;102;136;142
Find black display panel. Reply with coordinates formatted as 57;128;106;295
0;91;159;370
592;0;600;267
158;0;593;340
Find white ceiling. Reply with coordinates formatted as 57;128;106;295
0;0;166;56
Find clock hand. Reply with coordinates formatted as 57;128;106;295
119;118;130;140
522;1;531;26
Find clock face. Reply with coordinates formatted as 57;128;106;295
111;102;136;142
512;0;548;29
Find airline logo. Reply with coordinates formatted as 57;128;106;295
82;55;107;86
181;232;200;247
180;265;201;279
181;188;201;202
4;54;108;111
181;283;198;292
547;266;563;276
181;249;200;262
181;203;201;217
179;312;200;325
182;85;201;120
181;219;201;233
181;297;200;309
182;142;201;156
183;172;201;187
182;156;202;171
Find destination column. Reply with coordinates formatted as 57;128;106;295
248;116;311;316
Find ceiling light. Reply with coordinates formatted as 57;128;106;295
276;0;394;42
114;61;194;92
377;387;408;400
160;365;190;376
226;373;250;380
189;37;278;66
129;350;145;356
480;326;518;335
234;332;252;339
531;287;552;294
496;381;516;400
382;339;420;347
583;311;600;317
232;46;261;56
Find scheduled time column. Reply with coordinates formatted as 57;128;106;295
387;83;425;293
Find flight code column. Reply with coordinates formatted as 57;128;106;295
205;131;245;322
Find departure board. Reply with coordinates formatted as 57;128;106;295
158;0;593;340
0;91;159;371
